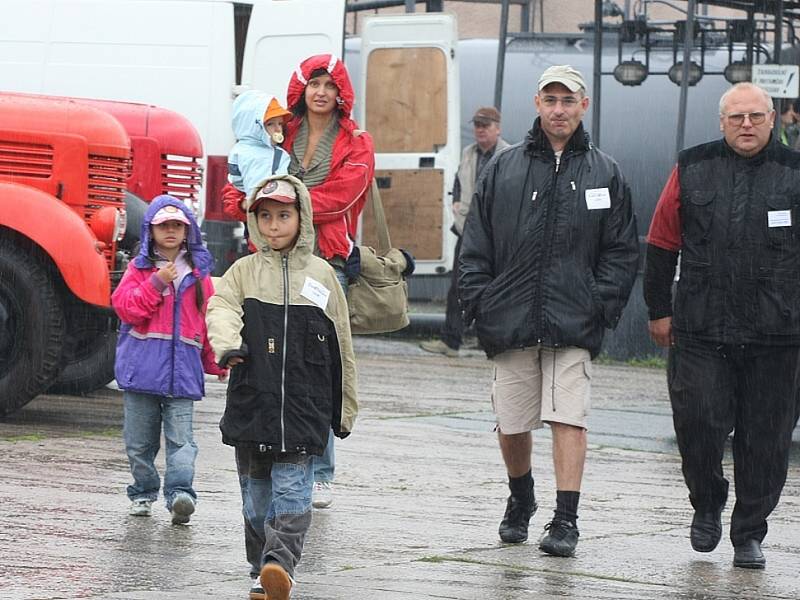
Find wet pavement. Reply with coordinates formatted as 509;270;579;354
1;337;798;600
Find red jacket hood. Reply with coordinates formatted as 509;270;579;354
286;54;358;134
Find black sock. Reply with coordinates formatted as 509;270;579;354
554;490;580;525
508;470;534;502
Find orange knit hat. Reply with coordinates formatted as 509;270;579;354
263;98;291;123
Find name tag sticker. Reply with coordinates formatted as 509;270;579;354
768;210;792;228
585;187;611;210
301;277;330;310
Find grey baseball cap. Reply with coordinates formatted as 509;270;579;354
538;65;587;93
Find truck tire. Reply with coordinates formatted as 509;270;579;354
0;240;66;416
47;308;117;395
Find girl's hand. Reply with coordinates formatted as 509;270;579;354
157;262;178;284
218;370;229;382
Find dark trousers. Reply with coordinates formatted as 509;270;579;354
442;235;464;350
668;338;800;546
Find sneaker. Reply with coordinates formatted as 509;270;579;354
260;562;294;600
170;492;195;525
129;498;153;517
498;494;537;543
419;339;460;358
312;481;333;509
539;518;580;557
249;576;266;600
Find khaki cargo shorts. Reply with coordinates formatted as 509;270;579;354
491;346;592;434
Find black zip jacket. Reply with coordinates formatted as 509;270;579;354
458;119;639;358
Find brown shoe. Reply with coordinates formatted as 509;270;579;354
419;339;460;357
260;563;293;600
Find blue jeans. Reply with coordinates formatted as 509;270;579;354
236;448;313;578
312;264;348;483
123;391;197;509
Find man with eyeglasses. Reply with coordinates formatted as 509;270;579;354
459;65;638;557
420;107;509;357
645;82;800;570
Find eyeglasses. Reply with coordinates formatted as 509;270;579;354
540;95;581;108
723;112;769;126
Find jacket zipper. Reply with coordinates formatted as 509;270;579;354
532;152;564;342
280;254;289;453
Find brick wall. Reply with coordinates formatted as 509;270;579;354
346;1;742;39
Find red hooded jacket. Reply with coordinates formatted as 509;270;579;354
223;54;375;260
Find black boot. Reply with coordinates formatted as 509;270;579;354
690;508;723;553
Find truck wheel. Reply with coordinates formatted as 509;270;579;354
47;308;117;395
0;240;65;416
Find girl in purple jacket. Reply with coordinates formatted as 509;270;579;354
112;195;226;524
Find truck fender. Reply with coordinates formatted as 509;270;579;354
0;182;110;307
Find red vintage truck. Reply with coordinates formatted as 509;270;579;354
0;93;203;415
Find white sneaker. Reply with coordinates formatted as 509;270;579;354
170;492;195;525
312;481;333;509
249;576;266;600
129;498;153;516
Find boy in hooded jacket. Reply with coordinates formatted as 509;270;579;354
112;195;227;525
206;174;357;600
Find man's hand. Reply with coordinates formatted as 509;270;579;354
648;316;674;347
157;262;178;284
226;356;245;368
452;201;462;218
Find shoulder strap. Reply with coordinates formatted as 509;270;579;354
271;148;283;175
368;180;391;253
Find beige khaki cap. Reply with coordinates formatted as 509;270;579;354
538;65;587;93
249;179;297;212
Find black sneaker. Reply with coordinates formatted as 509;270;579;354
539;518;579;557
498;494;537;543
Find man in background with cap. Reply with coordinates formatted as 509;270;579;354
459;65;638;556
421;107;509;358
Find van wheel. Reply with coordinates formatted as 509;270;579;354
47;308;117;395
0;240;65;416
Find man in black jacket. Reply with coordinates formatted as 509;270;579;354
459;65;638;557
644;82;800;570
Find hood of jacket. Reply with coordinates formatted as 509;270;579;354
134;194;213;276
286;54;358;135
246;174;316;262
231;90;275;148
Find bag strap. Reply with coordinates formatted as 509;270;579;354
369;179;392;253
271;148;283;175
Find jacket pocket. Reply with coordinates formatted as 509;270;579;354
673;263;710;332
305;320;332;366
765;195;795;247
755;268;800;334
682;191;715;244
584;268;605;326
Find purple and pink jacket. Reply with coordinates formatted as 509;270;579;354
112;195;225;400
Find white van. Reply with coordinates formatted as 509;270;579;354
0;0;345;229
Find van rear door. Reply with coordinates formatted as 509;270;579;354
356;14;460;275
242;0;345;101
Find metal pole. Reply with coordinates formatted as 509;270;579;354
675;0;696;158
775;0;784;141
521;1;530;33
494;0;510;111
592;0;602;148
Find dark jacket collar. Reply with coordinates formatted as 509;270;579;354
525;117;592;157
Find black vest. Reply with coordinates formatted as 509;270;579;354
676;137;800;345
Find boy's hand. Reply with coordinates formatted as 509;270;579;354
157;262;178;284
226;356;245;368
